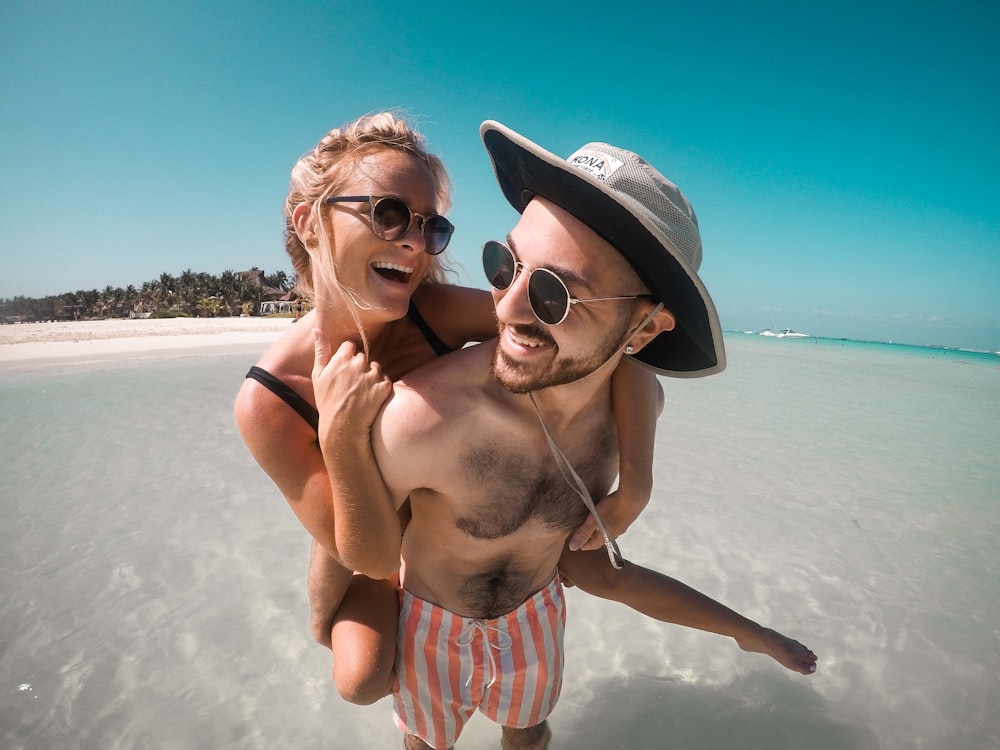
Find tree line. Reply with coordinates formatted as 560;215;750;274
0;269;295;322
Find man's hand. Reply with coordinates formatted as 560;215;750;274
568;488;650;551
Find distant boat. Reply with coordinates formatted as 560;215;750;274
760;328;810;338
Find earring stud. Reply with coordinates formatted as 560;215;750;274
625;345;635;355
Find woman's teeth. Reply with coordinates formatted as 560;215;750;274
373;261;413;282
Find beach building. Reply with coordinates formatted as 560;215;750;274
258;300;295;315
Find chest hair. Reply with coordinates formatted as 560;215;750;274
457;429;617;540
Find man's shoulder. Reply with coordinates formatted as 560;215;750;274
395;339;496;395
377;342;501;455
374;343;497;496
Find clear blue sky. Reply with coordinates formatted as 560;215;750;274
2;1;998;350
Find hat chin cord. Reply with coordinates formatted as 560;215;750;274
528;392;623;569
528;302;664;569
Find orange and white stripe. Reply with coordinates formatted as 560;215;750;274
393;576;566;749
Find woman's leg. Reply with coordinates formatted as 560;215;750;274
329;573;399;704
308;540;399;705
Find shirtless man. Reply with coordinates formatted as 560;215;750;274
322;121;814;749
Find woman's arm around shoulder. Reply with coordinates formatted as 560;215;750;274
311;334;401;579
569;357;663;551
234;373;341;558
412;283;496;349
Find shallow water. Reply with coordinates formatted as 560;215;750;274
1;337;998;749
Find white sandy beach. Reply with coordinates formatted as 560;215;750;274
0;317;292;362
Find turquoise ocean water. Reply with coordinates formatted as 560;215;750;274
1;335;998;749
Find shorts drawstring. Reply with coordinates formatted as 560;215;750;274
456;619;513;688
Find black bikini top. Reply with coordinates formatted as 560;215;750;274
406;299;452;358
245;300;453;432
245;365;319;432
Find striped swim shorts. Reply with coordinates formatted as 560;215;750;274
392;575;566;749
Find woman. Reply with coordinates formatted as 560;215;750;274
234;113;672;703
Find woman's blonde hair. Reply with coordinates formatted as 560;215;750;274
284;112;453;304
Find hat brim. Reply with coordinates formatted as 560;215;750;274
480;121;725;377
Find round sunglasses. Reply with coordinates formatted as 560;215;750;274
482;240;651;326
326;195;454;255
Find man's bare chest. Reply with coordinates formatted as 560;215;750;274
455;432;617;540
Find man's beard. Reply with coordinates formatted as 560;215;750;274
490;320;629;394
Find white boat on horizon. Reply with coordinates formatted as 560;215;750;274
759;328;811;338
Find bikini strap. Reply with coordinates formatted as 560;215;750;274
245;365;319;433
407;300;454;357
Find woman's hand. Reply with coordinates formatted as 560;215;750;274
312;330;393;437
567;487;649;552
311;329;401;579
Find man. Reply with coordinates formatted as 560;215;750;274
356;121;736;749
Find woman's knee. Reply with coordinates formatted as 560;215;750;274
332;662;394;705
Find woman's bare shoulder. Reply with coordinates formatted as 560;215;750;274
252;311;317;373
234;317;317;448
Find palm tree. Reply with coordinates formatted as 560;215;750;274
197;296;221;317
175;269;193;315
138;281;156;316
98;285;120;317
124;285;138;316
265;270;290;292
155;272;176;311
217;270;241;316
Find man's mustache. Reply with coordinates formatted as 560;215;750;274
500;322;556;348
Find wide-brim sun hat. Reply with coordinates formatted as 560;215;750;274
480;120;725;377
